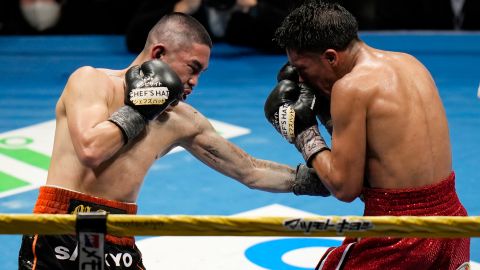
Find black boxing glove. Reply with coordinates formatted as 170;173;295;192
293;84;331;163
264;80;329;164
109;59;183;144
124;59;184;120
277;62;299;82
277;62;333;135
293;164;330;196
264;80;299;143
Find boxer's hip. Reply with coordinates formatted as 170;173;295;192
316;172;470;270
362;171;467;216
19;186;145;269
33;185;138;246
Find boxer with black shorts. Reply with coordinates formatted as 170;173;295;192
18;12;329;270
265;1;470;269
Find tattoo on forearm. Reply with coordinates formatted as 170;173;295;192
204;146;221;164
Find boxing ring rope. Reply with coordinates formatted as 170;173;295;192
1;214;480;238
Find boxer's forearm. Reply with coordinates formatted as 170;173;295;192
241;158;297;193
184;130;295;192
71;120;125;168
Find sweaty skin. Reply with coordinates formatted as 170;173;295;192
48;42;296;203
288;41;452;202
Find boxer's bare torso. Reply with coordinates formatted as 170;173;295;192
289;42;452;200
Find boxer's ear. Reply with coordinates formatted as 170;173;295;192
151;44;166;60
324;49;336;64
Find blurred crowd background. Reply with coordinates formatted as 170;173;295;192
1;0;479;54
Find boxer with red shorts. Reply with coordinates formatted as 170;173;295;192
316;172;469;270
266;1;471;268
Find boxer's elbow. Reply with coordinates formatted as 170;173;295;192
333;190;359;202
75;138;107;168
327;175;362;202
77;146;105;168
73;128;118;168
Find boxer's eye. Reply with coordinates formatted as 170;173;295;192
188;60;203;75
188;64;200;75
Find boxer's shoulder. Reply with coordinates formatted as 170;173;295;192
152;101;211;140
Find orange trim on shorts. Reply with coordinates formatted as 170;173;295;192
34;186;138;246
32;234;38;270
34;186;137;214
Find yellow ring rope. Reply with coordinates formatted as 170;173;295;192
0;214;479;238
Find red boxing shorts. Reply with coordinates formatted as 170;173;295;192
316;172;470;270
18;186;146;270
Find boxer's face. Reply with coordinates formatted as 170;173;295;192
161;42;210;101
287;48;335;97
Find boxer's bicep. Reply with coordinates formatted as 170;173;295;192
64;69;109;130
63;67;123;167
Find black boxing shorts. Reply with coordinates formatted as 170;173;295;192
18;186;146;270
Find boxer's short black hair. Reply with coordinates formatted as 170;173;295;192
274;0;358;53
